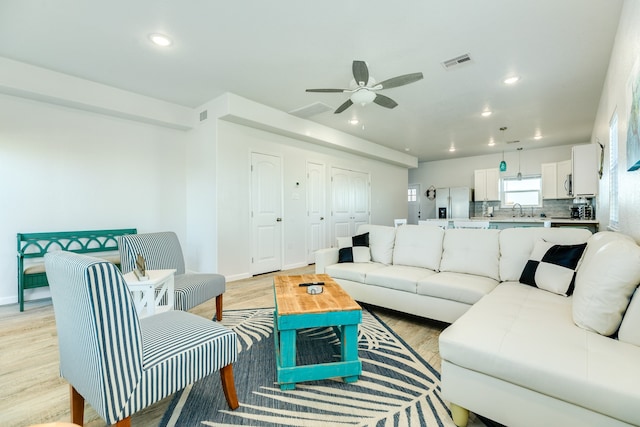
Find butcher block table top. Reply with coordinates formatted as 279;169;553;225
273;273;361;315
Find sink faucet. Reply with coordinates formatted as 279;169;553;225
512;203;523;217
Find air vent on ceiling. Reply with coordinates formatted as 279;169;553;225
442;53;472;69
506;140;521;144
289;102;333;118
199;110;208;121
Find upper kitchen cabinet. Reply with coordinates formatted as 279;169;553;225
541;160;572;199
474;168;500;201
572;144;599;196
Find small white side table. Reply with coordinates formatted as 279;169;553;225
123;269;176;318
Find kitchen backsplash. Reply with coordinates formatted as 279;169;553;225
471;199;594;219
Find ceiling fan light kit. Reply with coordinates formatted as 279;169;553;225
306;60;423;114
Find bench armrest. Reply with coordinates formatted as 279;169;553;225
315;248;339;274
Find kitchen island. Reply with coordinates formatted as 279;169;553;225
420;218;599;232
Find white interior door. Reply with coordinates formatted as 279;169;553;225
331;168;352;243
251;152;282;275
331;167;370;244
351;170;370;230
306;162;326;263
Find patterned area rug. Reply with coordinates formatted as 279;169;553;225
160;307;457;426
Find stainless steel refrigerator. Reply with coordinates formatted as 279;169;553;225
435;187;472;219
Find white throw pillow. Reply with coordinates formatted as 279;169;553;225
357;224;396;265
619;288;640;346
572;239;640;336
519;238;587;296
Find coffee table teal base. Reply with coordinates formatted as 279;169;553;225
274;309;362;390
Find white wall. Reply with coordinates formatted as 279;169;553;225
592;0;640;241
215;120;408;280
409;144;575;218
0;93;188;305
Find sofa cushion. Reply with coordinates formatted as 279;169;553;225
619;288;640;346
499;228;592;282
392;224;444;270
417;272;498;305
325;262;386;284
440;229;501;280
519;238;586;296
439;282;640;427
356;224;396;265
572;239;640;336
364;265;436;293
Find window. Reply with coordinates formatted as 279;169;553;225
407;187;417;202
610;112;619;229
501;176;542;208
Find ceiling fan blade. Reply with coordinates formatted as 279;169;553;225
373;94;398;109
352;60;369;86
334;99;353;114
377;72;424;90
305;88;347;93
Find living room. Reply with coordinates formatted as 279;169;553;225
2;1;640;426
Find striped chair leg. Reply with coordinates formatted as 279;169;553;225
220;364;239;409
70;385;84;425
216;294;223;321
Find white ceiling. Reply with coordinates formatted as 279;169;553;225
0;0;624;162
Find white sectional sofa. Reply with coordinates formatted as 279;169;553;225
315;224;640;427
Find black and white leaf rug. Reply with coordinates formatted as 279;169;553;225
160;307;459;427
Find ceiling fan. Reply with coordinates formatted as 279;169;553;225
306;60;424;114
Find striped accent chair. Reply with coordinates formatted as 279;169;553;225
118;231;226;320
44;251;239;427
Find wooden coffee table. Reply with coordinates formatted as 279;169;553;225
273;273;362;390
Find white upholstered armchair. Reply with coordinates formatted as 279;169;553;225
44;251;239;426
118;231;226;320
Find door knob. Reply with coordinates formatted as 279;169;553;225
276;217;282;222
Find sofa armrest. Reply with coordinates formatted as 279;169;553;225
315;248;339;274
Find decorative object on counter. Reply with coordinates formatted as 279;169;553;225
133;253;148;281
425;185;436;200
517;147;523;180
499;126;508;171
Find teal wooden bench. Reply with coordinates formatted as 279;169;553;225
16;228;137;311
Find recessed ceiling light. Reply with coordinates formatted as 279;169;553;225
488;138;495;146
534;134;542;140
503;76;520;85
404;147;410;152
481;110;492;117
449;146;456;152
149;33;172;47
348;119;359;125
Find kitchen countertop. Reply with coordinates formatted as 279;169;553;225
469;217;599;224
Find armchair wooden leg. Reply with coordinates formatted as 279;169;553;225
220;364;239;410
215;294;223;321
70;385;84;426
115;417;131;426
69;384;84;426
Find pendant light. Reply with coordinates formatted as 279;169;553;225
517;147;523;180
499;127;507;171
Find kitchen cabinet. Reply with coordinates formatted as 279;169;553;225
474;168;500;201
541;160;572;199
572;144;599;196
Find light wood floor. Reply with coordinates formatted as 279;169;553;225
0;265;462;427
